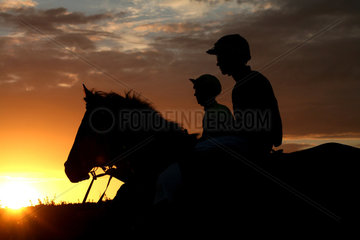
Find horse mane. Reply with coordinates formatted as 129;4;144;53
85;89;153;109
85;88;186;133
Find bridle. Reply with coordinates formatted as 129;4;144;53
82;166;114;204
81;135;157;204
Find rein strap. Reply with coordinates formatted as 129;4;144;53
82;169;113;204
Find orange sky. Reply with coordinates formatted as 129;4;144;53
0;0;359;206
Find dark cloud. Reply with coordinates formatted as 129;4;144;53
0;6;129;90
281;0;360;17
0;7;124;52
0;7;114;33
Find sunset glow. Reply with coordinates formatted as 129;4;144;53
0;0;359;207
0;178;40;209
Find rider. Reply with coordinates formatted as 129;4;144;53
207;34;283;157
190;74;234;141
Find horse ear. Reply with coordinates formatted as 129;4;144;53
83;84;93;98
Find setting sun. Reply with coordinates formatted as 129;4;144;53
0;179;40;209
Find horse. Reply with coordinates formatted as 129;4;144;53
65;85;359;236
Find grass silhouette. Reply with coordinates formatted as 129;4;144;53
0;200;111;240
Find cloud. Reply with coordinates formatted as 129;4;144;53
53;33;96;50
134;22;203;34
192;0;230;4
0;6;127;56
57;72;79;88
0;73;20;84
0;7;114;33
0;6;128;90
0;0;37;10
159;0;210;18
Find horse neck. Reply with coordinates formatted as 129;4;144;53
127;127;191;177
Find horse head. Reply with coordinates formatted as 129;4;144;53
65;85;189;183
65;85;116;182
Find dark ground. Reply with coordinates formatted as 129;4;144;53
0;203;107;240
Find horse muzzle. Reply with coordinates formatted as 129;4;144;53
64;160;91;183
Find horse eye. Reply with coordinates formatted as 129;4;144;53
89;108;115;133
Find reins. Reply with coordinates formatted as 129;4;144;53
82;167;113;204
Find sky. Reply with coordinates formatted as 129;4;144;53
0;0;359;206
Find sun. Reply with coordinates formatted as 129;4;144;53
0;179;40;209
